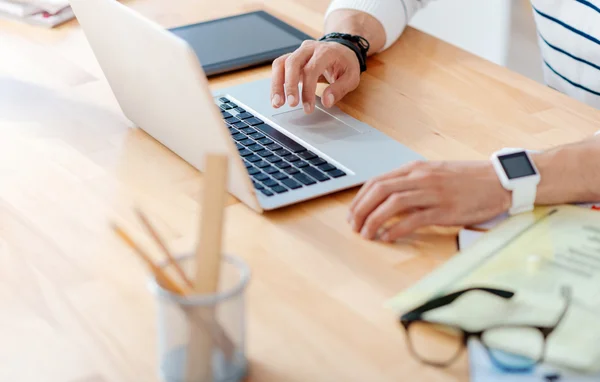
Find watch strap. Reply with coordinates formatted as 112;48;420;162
509;183;537;215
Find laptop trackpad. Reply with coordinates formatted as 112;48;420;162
271;108;363;144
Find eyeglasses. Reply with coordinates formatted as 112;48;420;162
399;286;571;372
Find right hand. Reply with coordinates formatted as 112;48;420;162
271;40;361;114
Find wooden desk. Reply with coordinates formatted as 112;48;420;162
1;1;599;381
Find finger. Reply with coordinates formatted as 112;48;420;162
321;70;360;108
284;42;315;107
350;176;423;233
349;161;425;215
271;54;290;108
360;191;436;240
301;55;329;114
380;209;439;242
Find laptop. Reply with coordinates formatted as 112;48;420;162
70;0;424;212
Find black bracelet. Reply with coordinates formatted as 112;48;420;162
318;32;370;73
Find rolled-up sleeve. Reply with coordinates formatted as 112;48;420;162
325;0;432;51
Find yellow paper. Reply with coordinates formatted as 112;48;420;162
387;205;600;372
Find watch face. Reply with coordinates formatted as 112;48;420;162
499;152;537;179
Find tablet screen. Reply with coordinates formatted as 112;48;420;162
170;12;311;75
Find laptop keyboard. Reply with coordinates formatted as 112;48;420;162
216;97;347;197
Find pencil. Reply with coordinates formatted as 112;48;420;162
134;208;194;289
112;223;187;296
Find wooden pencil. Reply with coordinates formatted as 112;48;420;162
134;208;194;289
112;223;187;296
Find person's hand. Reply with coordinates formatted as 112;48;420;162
348;161;512;241
271;40;361;114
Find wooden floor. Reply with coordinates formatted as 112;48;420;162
1;1;600;382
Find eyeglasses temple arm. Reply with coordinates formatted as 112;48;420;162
401;287;514;321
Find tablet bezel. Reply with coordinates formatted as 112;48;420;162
169;11;315;76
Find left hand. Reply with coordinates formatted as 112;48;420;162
348;160;512;242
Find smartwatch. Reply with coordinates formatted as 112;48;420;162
490;148;540;215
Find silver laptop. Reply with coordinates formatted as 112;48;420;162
70;0;423;212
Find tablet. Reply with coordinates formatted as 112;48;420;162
169;11;314;76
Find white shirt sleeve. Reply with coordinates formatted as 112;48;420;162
325;0;432;51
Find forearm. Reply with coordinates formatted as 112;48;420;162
324;10;386;55
533;136;600;204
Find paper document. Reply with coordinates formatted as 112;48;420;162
388;205;600;372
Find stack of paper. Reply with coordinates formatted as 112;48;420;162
388;205;600;372
0;0;74;28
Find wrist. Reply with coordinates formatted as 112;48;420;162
531;145;598;204
484;162;512;213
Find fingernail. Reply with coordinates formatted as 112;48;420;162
360;227;369;239
381;232;391;242
303;102;312;113
288;94;296;106
350;219;357;231
272;94;281;107
326;94;335;107
346;212;352;222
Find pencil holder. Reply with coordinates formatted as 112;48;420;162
149;254;250;382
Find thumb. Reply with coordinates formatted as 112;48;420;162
321;71;360;108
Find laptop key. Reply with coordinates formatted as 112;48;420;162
235;143;244;150
232;133;246;141
253;123;307;153
281;178;302;190
246;154;261;163
234;107;246;113
249;132;265;140
275;161;291;169
245;117;263;126
252;173;269;182
239;127;254;135
247;167;260;176
329;169;347;178
238;149;252;157
234;121;247;129
257;149;274;158
225;117;239;124
271;185;289;194
271;171;288;180
260;188;274;197
263;179;278;188
255;160;270;168
220;104;233;111
293;173;317;186
266;156;282;163
219;97;230;103
283;167;300;175
253;181;264;189
248;144;263;152
274;148;291;157
286;155;300;162
258;137;273;145
262;165;278;174
221;112;232;119
308;157;326;166
295;161;309;168
303;166;330;182
243;160;252;168
240;139;254;146
318;163;336;172
236;112;253;120
298;151;317;160
227;102;238;108
265;143;282;151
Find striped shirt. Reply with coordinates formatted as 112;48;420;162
327;0;600;109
